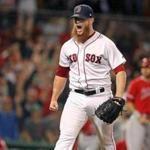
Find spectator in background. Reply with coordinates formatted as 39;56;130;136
21;85;42;120
125;57;150;150
21;103;57;143
0;96;20;140
21;103;45;142
17;0;37;34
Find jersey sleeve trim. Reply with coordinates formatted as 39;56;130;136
55;65;70;78
113;64;125;74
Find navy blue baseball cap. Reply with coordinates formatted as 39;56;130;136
71;4;94;19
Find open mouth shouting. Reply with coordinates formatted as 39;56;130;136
76;24;84;35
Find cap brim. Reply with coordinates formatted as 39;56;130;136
71;14;88;20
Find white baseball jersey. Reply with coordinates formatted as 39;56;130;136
59;31;126;89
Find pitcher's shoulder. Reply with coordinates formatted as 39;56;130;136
95;32;113;44
100;34;115;43
62;38;75;47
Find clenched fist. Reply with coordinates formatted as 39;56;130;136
49;100;58;111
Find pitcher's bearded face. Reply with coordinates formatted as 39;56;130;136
71;18;90;43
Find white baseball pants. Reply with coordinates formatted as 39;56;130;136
54;91;116;150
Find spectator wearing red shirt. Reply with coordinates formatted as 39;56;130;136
125;57;150;150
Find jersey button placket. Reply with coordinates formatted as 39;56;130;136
78;45;87;88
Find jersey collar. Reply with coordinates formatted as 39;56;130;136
74;31;101;47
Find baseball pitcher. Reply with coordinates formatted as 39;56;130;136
49;4;127;150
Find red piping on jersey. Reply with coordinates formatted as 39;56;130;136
113;64;125;74
55;65;69;78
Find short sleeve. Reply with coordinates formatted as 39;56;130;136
105;39;126;69
59;44;70;67
126;81;137;102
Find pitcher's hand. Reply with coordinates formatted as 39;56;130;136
49;100;58;111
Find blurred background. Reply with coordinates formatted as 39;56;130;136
0;0;149;149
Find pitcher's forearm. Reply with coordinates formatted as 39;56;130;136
115;71;127;98
51;75;67;101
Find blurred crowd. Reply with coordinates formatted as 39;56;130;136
0;0;150;149
0;1;64;146
0;0;150;16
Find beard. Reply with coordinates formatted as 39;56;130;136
71;23;90;43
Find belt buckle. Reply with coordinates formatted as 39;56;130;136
96;87;104;94
84;89;95;96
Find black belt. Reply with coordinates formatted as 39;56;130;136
72;88;105;96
